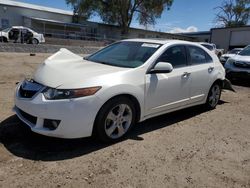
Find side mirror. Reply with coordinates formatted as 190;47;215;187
149;62;173;74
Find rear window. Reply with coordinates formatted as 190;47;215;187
201;44;214;51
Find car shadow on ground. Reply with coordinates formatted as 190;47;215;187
0;101;228;161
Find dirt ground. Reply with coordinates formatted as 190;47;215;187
0;52;249;188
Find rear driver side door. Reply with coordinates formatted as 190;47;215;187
186;45;215;104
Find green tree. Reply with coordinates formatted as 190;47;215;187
215;0;250;27
66;0;173;34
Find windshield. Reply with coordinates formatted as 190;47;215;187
239;46;250;56
201;44;214;51
87;41;161;68
1;28;10;32
228;49;241;54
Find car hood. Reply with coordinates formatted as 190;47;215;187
34;48;130;89
232;54;250;62
222;54;235;58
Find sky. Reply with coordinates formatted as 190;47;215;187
15;0;225;33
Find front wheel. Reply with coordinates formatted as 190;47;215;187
94;97;136;142
205;83;222;109
31;38;39;45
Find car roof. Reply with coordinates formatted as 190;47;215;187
122;38;199;45
231;48;244;50
198;42;213;46
11;26;29;29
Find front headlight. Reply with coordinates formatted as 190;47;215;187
226;58;235;64
224;58;235;69
43;86;101;100
220;56;226;60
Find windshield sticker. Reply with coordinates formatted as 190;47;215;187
142;43;160;48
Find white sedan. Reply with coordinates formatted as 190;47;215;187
14;39;233;142
224;45;250;80
0;26;45;44
220;48;243;64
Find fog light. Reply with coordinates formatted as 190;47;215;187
44;119;61;130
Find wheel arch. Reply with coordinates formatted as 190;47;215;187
212;79;223;88
206;79;223;99
32;38;39;44
0;36;8;42
97;93;142;123
92;93;142;137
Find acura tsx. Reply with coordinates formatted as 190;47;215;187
14;39;233;142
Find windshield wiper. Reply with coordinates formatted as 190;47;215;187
95;60;111;65
87;59;132;68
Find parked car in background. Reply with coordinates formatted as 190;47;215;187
0;26;45;44
14;39;233;142
220;48;243;64
224;45;250;80
199;42;224;58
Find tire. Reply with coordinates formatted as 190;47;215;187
32;38;39;45
205;83;222;109
0;37;7;43
94;97;136;142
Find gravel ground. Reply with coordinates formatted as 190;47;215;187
0;43;100;54
0;52;250;188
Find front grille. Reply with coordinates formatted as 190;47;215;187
18;80;44;99
234;61;250;69
19;108;37;125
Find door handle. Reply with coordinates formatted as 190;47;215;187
182;72;191;78
208;67;214;73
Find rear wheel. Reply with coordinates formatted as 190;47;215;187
205;83;222;109
0;37;7;43
94;97;136;142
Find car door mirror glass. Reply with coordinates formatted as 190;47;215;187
150;62;173;74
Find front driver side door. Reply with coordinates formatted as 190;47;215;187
145;45;191;116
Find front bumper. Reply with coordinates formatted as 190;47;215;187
14;91;103;139
220;57;229;63
224;63;250;80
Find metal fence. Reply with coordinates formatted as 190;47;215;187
33;27;125;43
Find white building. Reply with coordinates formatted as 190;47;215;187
211;26;250;50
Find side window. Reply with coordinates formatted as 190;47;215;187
157;45;187;68
188;46;212;65
22;29;28;34
8;28;20;40
205;53;213;63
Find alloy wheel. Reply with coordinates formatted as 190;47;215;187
104;104;132;139
208;85;221;107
